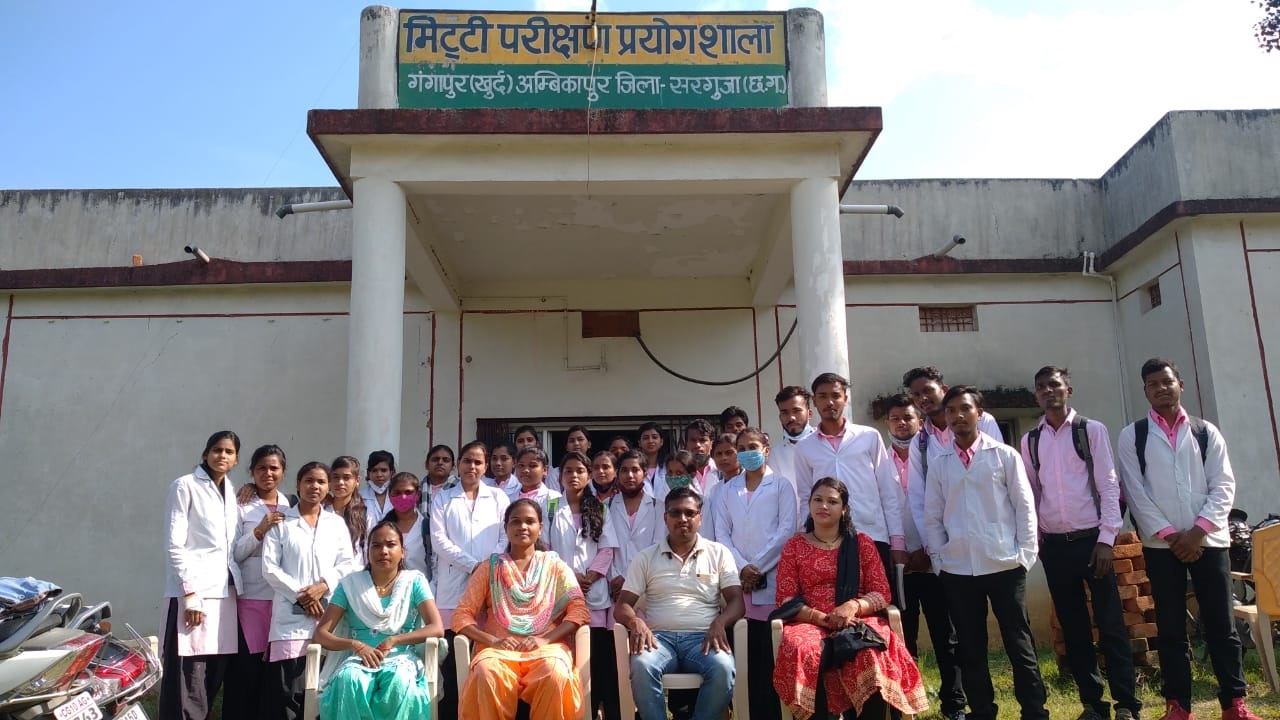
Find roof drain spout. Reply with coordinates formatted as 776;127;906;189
275;200;353;218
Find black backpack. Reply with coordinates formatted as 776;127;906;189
1026;415;1099;517
1134;416;1210;476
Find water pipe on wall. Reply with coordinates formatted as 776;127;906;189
1083;251;1130;420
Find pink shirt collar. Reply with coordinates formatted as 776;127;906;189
1149;406;1188;449
816;420;847;440
925;419;954;448
956;433;985;468
1038;408;1078;432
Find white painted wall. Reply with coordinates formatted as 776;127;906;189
0;286;432;631
0;188;350;270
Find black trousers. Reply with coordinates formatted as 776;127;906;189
264;655;307;720
440;629;459;720
591;625;622;720
901;571;967;716
159;598;230;720
1144;546;1247;710
222;622;269;719
941;568;1048;720
873;541;897;607
1040;532;1140;716
746;618;782;720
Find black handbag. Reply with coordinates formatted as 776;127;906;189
818;620;887;670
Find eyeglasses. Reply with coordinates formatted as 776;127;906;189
665;509;701;519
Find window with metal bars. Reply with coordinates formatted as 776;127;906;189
918;305;978;332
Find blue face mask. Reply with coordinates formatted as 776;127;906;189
737;450;766;472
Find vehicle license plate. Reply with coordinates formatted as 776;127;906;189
53;692;103;720
114;704;149;720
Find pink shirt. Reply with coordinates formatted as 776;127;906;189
892;450;910;493
1151;407;1188;450
1148;407;1219;538
694;464;716;493
1019;409;1123;546
817;421;847;451
926;420;955;450
956;435;982;468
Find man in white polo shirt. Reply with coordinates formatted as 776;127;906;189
615;486;744;720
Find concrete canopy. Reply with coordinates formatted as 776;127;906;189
308;107;881;309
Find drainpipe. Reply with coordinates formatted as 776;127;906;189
275;200;353;218
840;204;904;218
1083;252;1130;420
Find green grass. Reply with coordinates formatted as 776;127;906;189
136;646;1278;719
911;646;1279;719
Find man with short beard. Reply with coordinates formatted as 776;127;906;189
794;372;907;583
768;385;814;529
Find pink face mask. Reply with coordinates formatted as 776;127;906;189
389;493;420;513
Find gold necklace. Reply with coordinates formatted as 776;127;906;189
374;572;400;595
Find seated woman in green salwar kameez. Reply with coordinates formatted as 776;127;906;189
312;520;446;720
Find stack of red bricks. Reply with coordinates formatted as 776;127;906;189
1049;531;1160;671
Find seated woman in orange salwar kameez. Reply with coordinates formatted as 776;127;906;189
452;498;590;720
774;478;930;720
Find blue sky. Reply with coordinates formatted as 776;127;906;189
1;0;1274;189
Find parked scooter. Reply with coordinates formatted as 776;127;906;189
0;578;159;720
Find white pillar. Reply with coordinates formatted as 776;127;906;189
359;5;399;109
790;177;849;387
786;8;827;107
347;177;406;460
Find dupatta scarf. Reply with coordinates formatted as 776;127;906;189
487;551;583;636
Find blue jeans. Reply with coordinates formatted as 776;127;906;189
630;630;735;720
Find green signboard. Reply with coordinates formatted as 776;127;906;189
398;11;789;110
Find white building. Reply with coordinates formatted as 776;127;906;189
1;7;1277;640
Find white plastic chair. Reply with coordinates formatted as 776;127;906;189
454;624;592;720
302;636;446;719
612;619;749;720
1233;523;1280;692
771;606;912;720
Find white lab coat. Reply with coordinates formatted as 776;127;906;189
794;424;904;544
906;412;1003;549
483;475;520;499
645;466;668;497
547;503;620;610
713;469;798;607
429;483;510;610
232;494;297;601
922;433;1038;576
605;487;666;580
1116;415;1234;548
260;507;356;642
512;484;564;520
358;481;393;525
766;441;806;530
164;465;243;599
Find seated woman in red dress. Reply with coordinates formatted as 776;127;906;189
773;477;930;720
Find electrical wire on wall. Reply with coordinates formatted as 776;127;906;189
634;317;798;386
583;0;600;195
